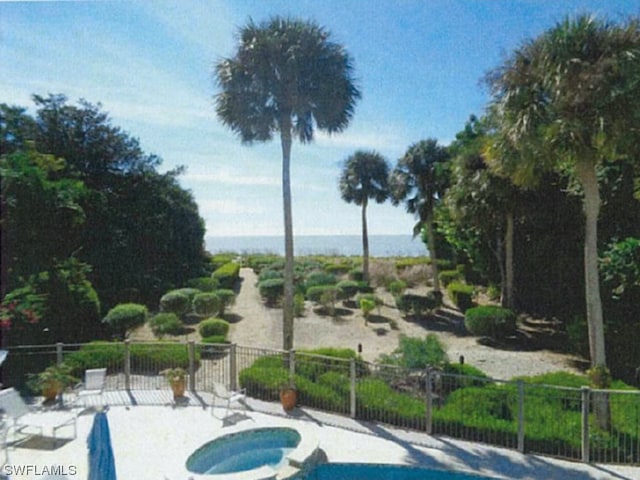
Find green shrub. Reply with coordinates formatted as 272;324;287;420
388;280;407;297
306;285;336;302
159;291;191;315
356;378;426;428
336;280;359;300
210;253;236;270
439;269;463;287
239;366;289;401
258;269;282;282
201;335;228;344
198;318;229;338
186;276;219;292
304;271;337;290
212;262;241;289
258;278;284;306
215;289;236;314
192;292;221;317
359;298;376;319
464;305;517;339
296;375;347;412
379;334;448;369
103;303;147;337
324;263;352;275
349;269;364;281
441;362;492;393
64;341;195;375
319;287;339;315
395;292;441;316
294;292;306;317
447;282;474;311
149;313;183;337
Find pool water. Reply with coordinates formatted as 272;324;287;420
300;463;499;479
186;427;301;474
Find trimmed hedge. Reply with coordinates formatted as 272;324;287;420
103;303;147;336
192;292;221;316
447;282;474;311
304;272;337;290
201;335;229;344
198;318;229;338
439;269;463;287
149;313;183;337
395;292;441;316
258;278;284;306
159;291;191;315
306;285;337;303
186;276;219;292
213;262;241;289
336;280;359;300
215;289;236;314
64;341;195;375
464;305;517;339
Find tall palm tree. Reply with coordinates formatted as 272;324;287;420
487;14;640;428
390;139;450;293
339;151;390;282
215;17;360;350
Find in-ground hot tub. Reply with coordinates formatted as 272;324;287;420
186;427;305;478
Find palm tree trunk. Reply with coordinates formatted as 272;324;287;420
426;214;440;293
504;211;515;309
280;116;294;352
576;160;609;430
361;198;369;283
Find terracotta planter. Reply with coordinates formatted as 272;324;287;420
280;387;297;411
170;378;186;398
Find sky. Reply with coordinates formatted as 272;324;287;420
2;0;640;239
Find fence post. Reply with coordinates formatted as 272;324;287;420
188;341;196;392
349;358;356;418
56;342;64;365
289;349;296;386
581;386;590;463
229;343;238;391
517;380;525;453
124;340;131;391
425;368;433;435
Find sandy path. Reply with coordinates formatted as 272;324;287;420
228;268;581;380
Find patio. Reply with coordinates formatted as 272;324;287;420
2;390;639;480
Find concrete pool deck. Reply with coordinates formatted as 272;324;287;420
3;390;639;480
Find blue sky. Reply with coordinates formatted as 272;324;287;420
2;0;639;239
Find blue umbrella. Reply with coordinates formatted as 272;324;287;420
87;410;117;480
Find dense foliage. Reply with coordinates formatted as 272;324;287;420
1;95;208;344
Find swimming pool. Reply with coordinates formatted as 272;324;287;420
299;463;499;479
186;427;301;475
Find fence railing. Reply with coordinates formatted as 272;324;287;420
2;341;639;465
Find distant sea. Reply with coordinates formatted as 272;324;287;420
206;235;429;258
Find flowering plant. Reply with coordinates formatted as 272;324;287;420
0;285;44;331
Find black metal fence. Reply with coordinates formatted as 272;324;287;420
3;341;639;465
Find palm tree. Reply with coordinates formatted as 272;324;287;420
339;151;390;282
487;14;640;428
215;17;360;350
390;139;450;293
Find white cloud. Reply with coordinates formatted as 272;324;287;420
183;170;280;187
199;199;265;215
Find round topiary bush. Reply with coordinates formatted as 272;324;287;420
336;280;360;300
103;303;148;337
198;318;230;339
160;290;191;315
258;278;284;306
447;282;475;312
306;285;337;303
464;305;517;339
215;289;236;314
192;292;221;316
304;271;337;290
149;313;183;337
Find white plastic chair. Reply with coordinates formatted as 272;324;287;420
211;383;246;419
0;388;77;440
72;368;106;408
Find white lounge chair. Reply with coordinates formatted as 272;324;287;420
211;383;246;419
72;368;106;408
0;388;77;440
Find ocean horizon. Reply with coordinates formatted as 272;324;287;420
205;234;429;258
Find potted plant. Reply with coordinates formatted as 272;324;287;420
279;381;297;412
162;367;187;398
27;363;78;403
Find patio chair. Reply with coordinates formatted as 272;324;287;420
72;368;106;408
211;383;246;419
0;388;77;440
